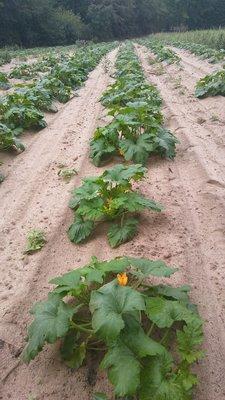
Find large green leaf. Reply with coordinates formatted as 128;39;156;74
101;341;141;396
128;258;177;278
50;257;131;293
146;285;191;301
23;294;75;363
177;319;204;364
121;315;168;358
76;198;105;221
139;355;188;400
154;128;178;159
68;216;94;243
145;297;195;328
120;133;155;164
50;269;82;294
102;164;146;185
74;179;100;201
90;136;117;167
95;257;131;274
90;281;145;341
120;191;163;212
107;217;138;248
119;137;150;165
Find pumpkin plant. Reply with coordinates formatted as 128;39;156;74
90;45;178;167
195;69;225;98
68;164;163;247
0;71;10;90
23;256;203;400
0;122;24;151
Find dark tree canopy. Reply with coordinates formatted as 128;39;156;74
0;0;224;47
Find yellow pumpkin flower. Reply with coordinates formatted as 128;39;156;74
117;272;128;286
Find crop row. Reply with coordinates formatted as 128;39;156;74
0;43;77;67
195;69;225;98
166;41;225;64
90;44;178;167
67;44;179;247
139;39;181;64
21;43;203;400
148;37;225;64
0;43;115;154
137;38;225;100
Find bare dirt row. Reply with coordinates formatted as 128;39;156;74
0;45;225;400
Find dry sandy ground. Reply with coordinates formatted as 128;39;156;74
0;44;225;400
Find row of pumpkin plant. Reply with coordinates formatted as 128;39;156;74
139;37;225;99
0;43;115;154
68;44;178;247
23;43;204;400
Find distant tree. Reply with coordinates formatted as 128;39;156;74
0;0;224;47
0;0;85;46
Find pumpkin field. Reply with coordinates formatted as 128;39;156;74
0;32;225;400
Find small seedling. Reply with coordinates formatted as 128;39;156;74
153;63;165;75
25;229;46;254
172;76;182;89
58;168;77;182
211;114;220;122
0;173;5;183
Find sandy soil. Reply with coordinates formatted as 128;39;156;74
0;43;225;400
136;44;225;400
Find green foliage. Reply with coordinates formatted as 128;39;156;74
170;41;225;64
0;172;5;183
10;63;38;80
23;293;75;362
58;168;77;182
0;122;24;151
68;164;163;247
142;41;181;64
107;217;139;248
0;72;10;90
0;50;12;66
90;280;145;341
23;256;203;400
90;44;178;167
2;106;46;130
154;28;225;53
195;70;225;98
0;43;115;154
25;229;46;254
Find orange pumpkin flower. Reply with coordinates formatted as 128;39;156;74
117;272;128;286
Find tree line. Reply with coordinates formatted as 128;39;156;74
0;0;225;47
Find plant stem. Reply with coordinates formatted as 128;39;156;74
160;328;170;344
121;213;125;227
147;322;155;336
71;321;93;334
87;346;107;351
133;278;144;290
